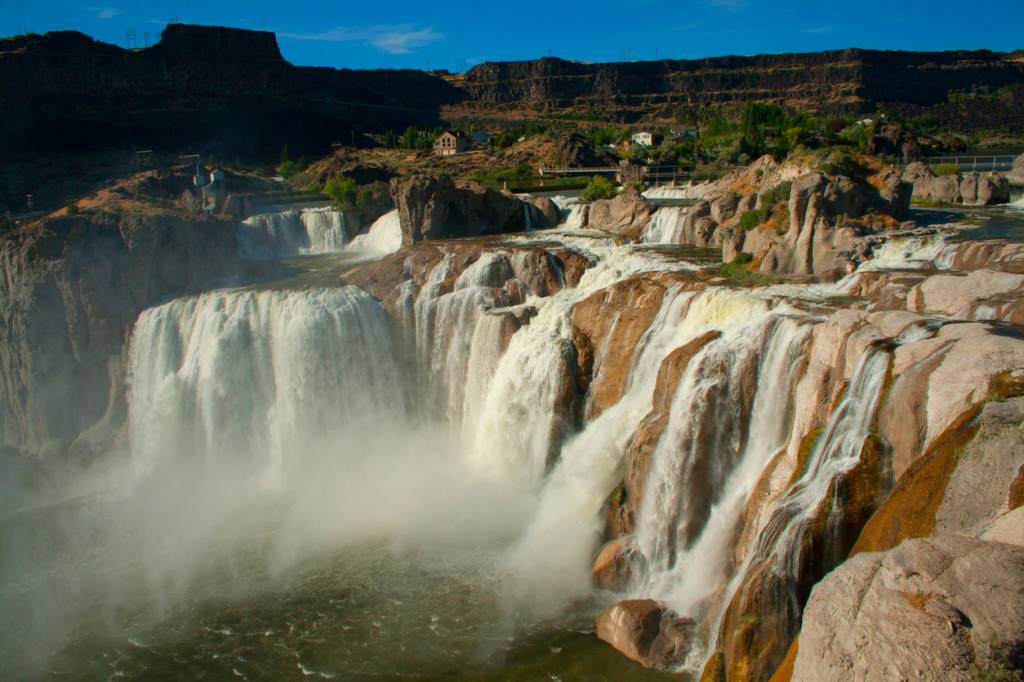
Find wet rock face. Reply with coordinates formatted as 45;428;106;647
0;213;242;459
592;536;634;591
389;176;551;244
571;275;672;420
793;536;1024;682
596;599;697;669
344;240;591;318
596;599;664;666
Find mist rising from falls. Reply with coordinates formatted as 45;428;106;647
238;207;351;259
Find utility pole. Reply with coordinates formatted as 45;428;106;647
125;28;137;49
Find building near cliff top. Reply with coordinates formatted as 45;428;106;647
470;131;491;147
632;131;657;147
434;131;469;156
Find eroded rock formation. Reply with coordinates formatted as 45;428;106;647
389;175;554;244
903;162;1011;205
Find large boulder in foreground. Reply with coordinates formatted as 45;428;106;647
390;175;552;244
793;536;1024;681
596;599;696;669
585;188;652;240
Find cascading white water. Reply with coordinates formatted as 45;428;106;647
346;209;403;256
466;240;698;484
633;304;805;576
690;344;891;670
642;206;686;243
128;286;404;482
857;234;956;271
238;208;351;259
633;308;812;614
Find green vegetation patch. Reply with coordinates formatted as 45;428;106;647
580;175;618;203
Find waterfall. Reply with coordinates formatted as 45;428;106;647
411;253;517;422
634;311;812;609
127;286;403;483
643;207;686;243
694;344;891;670
238;208;351;259
347;209;403;256
465;241;699;484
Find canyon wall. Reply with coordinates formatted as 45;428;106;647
0;25;460;158
457;50;1024;128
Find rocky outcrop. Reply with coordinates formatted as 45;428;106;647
583;188;653;240
792;536;1024;681
389;175;553;244
344;239;590;317
902;162;1011;205
0;212;242;459
527;196;561;228
553;131;617;168
663;154;912;278
1009;153;1024;186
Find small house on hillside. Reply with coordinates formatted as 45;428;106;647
631;131;657;147
434;131;469;156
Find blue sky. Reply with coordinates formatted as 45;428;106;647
2;0;1022;71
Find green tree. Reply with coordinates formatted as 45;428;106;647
279;160;299;180
323;175;358;210
280;143;291;164
581;175;617;203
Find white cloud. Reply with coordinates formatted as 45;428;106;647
806;26;834;34
709;0;747;9
279;24;444;54
92;6;121;20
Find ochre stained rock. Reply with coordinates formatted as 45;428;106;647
596;599;663;666
571;275;669;420
592;535;634;591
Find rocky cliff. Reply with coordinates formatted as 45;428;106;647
5;27;1023;165
389;175;557;244
457;50;1024;129
0;25;460;159
0;211;243;460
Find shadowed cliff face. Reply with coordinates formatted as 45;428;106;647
456;50;1024;129
0;213;244;461
0;25;461;159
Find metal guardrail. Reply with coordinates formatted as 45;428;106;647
540;165;740;182
917;155;1017;172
